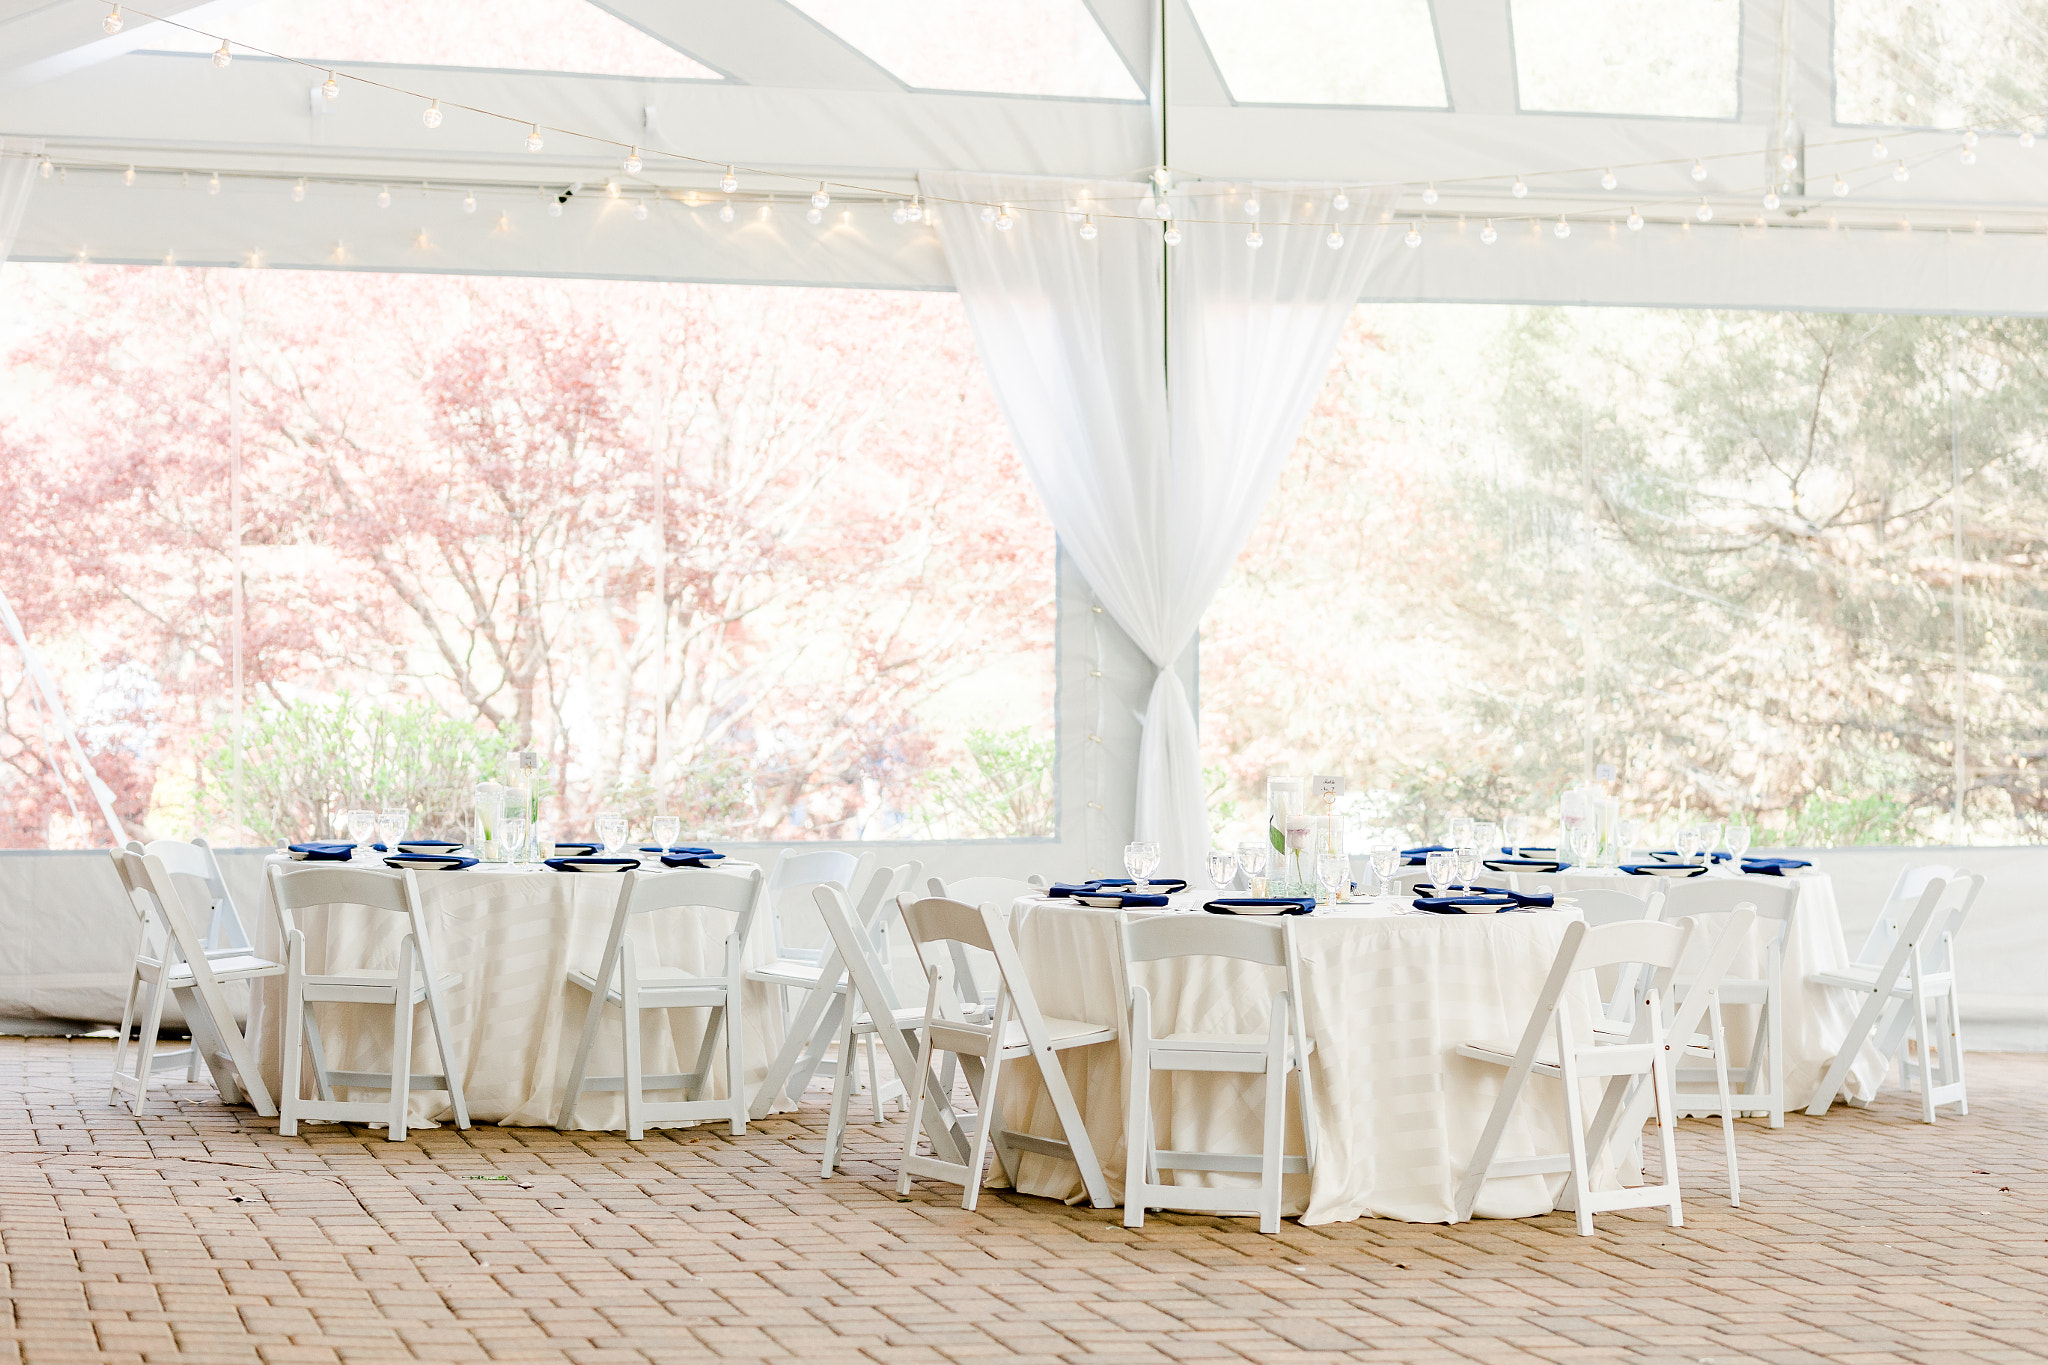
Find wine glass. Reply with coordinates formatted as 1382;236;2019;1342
1474;822;1501;857
1123;840;1161;890
1316;851;1349;906
1237;841;1269;896
346;808;376;856
1454;846;1481;894
1675;825;1703;868
1615;818;1642;863
1369;842;1401;904
1447;815;1475;850
1566;825;1596;868
1425;850;1452;896
1206;848;1239;893
1502;814;1528;857
595;812;628;854
1726;822;1752;868
651;815;681;852
376;807;409;853
501;812;529;865
1698;821;1723;867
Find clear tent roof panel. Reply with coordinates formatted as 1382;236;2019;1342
1509;0;1739;119
1834;0;2048;128
142;0;722;80
784;0;1142;99
1186;0;1448;108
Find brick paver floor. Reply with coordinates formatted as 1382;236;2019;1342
0;1038;2042;1364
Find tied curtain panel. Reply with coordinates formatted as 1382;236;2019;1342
924;172;1395;873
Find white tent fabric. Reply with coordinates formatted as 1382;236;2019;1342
0;138;37;261
926;171;1394;874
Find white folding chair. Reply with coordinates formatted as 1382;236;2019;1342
750;848;870;983
108;850;282;1116
1117;912;1317;1234
1558;886;1669;1024
1452;915;1713;1236
1806;871;1982;1122
1655;876;1800;1127
746;860;922;1124
268;863;471;1141
142;837;253;953
893;893;1117;1211
558;864;767;1139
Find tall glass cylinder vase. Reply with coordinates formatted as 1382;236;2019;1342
474;782;504;863
1267;777;1302;895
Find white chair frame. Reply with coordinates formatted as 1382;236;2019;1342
1653;876;1800;1127
268;863;471;1142
893;894;1117;1211
108;850;281;1116
558;864;767;1139
1117;912;1317;1234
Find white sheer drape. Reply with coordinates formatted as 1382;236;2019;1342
0;138;38;264
925;171;1395;874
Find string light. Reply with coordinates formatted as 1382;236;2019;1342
1779;148;1798;172
1696;199;1713;221
38;157;51;179
1066;201;1084;222
1162;225;1181;246
1834;174;1849;197
463;190;476;213
719;200;734;222
1241;194;1260;218
1332;191;1349;211
291;178;305;202
1422;183;1438;205
907;198;923;223
980;204;996;223
720;166;738;193
102;4;122;33
1326;226;1343;248
1691;159;1706;181
1872;137;1887;159
2024;129;2037;149
1480;219;1497;244
423;100;442;128
811;183;830;208
624;148;642;174
1403;223;1420;247
1155;196;1174;219
758;203;771;221
212;40;231;68
1079;216;1098;240
893;201;909;224
632;200;648;220
548;198;562;218
1601;168;1617;190
376;185;391;208
526;125;544;152
806;205;822;224
122;165;134;187
1963;128;1979;149
1961;144;1976;166
995;202;1014;229
1511;177;1527;198
1246;228;1264;248
497;211;510;232
1553;215;1570;238
1627;207;1643;231
207;171;220;194
1763;189;1780;210
321;71;339;101
1893;160;1909;181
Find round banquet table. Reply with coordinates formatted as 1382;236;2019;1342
995;893;1629;1226
246;856;792;1131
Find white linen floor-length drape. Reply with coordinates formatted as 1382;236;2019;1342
924;171;1395;874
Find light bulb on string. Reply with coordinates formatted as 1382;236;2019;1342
1332;191;1349;211
1893;160;1909;181
720;166;738;193
212;40;231;68
1627;207;1643;231
1696;199;1713;221
1763;189;1780;210
547;199;562;218
623;148;642;174
1872;137;1887;159
38;158;51;180
1245;195;1261;218
980;204;996;224
1066;202;1084;222
1553;215;1570;238
321;72;339;101
102;4;122;33
291;178;306;202
719;200;734;223
526;125;544;152
1480;219;1498;245
1162;225;1181;246
1155;196;1173;219
2023;129;2037;149
122;165;134;187
806;205;822;224
1511;177;1527;198
376;185;391;208
1962;147;1977;165
1422;183;1438;205
463;191;476;213
1079;216;1098;241
1326;227;1343;248
1403;223;1420;248
811;183;830;208
423;100;442;128
1246;228;1264;248
208;171;220;195
1600;168;1617;190
1691;159;1707;181
1964;128;1979;148
1778;149;1797;173
1833;173;1849;196
995;203;1014;230
632;200;648;220
893;201;909;225
907;198;923;223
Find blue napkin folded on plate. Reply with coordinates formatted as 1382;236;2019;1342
1401;844;1453;865
1412;883;1554;909
1070;892;1172;908
1622;862;1708;878
550;841;602;856
640;845;719;856
287;842;355;861
1203;897;1316;916
384;854;478;871
396;839;463;854
1047;877;1188;898
659;850;727;868
544;856;639;874
1741;856;1811;875
1486;857;1563;872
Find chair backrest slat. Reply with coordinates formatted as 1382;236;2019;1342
1120;913;1287;968
1565;887;1664;928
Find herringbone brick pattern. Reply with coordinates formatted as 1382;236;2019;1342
0;1038;2042;1363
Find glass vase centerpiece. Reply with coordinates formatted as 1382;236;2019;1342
474;781;505;863
503;750;548;865
1267;777;1305;895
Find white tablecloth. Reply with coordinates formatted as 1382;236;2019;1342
247;858;790;1130
997;896;1624;1226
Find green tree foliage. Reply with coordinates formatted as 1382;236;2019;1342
913;727;1054;838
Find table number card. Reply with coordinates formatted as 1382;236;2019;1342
1313;774;1345;802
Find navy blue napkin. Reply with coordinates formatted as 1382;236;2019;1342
1486;857;1563;872
544;856;638;874
1402;844;1453;866
396;839;463;854
659;850;727;869
384;854;479;871
1622;862;1708;878
1047;877;1187;898
1741;857;1811;875
287;842;355;861
1203;897;1315;915
1412;884;1554;910
1068;891;1172;908
551;841;602;856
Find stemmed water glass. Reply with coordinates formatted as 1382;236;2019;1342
1124;840;1161;891
1447;816;1475;851
501;812;530;866
1675;824;1704;869
1237;842;1269;895
1726;822;1752;869
346;808;376;857
1566;825;1597;868
1474;822;1501;858
1699;821;1723;869
376;807;409;853
1454;846;1481;895
595;812;628;854
1502;814;1529;857
1206;848;1239;895
651;815;681;852
1369;842;1400;905
1316;851;1350;907
1615;818;1641;863
1425;850;1453;897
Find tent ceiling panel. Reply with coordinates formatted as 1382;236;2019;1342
594;0;901;90
14;174;952;288
0;0;227;89
1183;0;1449;108
783;0;1145;99
1508;0;1741;119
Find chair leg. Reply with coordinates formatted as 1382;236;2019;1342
1765;982;1785;1128
822;1016;858;1177
959;1044;1005;1213
280;961;306;1138
127;977;169;1115
1259;1056;1287;1234
419;964;470;1131
303;1008;337;1102
1945;983;1969;1115
1651;1048;1683;1228
897;1022;938;1198
1123;1034;1150;1230
1707;994;1738;1207
556;964;612;1131
1555;1025;1596;1237
109;970;143;1107
726;988;747;1137
622;975;644;1142
387;940;416;1142
864;1034;885;1122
